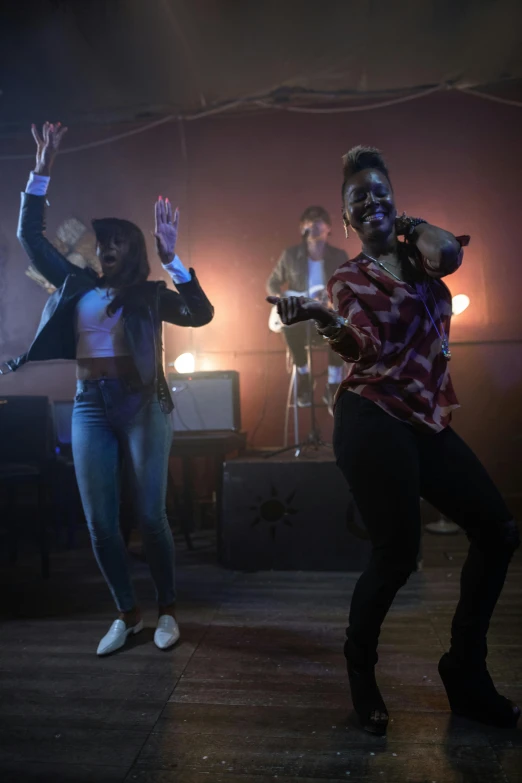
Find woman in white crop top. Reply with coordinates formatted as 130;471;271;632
20;122;214;657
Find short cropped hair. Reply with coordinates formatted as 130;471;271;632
341;145;391;200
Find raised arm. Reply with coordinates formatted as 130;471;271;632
17;122;92;289
396;214;468;279
154;195;214;326
158;277;214;326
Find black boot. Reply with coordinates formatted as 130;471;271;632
344;638;388;735
438;652;520;728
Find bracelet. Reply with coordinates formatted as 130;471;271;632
315;315;348;340
405;217;427;239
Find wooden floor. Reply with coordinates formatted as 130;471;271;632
0;527;521;783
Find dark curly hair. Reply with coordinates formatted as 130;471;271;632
341;145;391;202
92;217;150;315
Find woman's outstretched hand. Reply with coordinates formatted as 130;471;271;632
31;122;68;176
155;196;179;265
266;295;335;328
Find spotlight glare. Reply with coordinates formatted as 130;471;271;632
452;294;470;316
173;352;195;373
199;357;214;372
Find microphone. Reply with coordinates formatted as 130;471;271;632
301;227;310;240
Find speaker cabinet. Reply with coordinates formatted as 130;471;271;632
168;371;240;433
221;452;371;571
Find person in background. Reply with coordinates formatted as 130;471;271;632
11;122;214;656
266;206;348;412
268;145;520;735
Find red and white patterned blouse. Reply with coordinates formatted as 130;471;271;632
328;244;466;433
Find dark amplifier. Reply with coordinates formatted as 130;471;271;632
167;370;240;432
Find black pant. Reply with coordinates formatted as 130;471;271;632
282;323;344;369
333;391;519;668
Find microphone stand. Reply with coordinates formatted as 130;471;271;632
296;315;328;453
266;233;330;460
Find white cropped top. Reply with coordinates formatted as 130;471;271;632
25;171;194;362
75;288;130;359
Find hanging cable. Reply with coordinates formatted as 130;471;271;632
458;87;522;108
255;84;444;113
0;114;178;160
0;82;520;161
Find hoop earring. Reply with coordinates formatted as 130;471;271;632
341;208;350;239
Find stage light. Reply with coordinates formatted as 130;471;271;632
173;352;195;373
452;294;470;316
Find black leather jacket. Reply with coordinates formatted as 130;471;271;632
5;193;214;413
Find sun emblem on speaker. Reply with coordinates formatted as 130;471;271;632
250;486;299;539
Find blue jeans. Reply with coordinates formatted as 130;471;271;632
72;379;175;612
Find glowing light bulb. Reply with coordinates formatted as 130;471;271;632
452;294;470;316
173;352;195;373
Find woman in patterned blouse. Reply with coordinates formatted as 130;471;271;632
267;146;520;736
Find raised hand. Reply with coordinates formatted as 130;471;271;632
31;122;68;175
266;295;334;328
154;196;179;265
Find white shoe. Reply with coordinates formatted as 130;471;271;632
154;615;180;650
96;618;143;656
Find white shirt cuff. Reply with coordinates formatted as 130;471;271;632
26;172;50;196
162;255;191;285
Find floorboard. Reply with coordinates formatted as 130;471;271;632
0;526;520;782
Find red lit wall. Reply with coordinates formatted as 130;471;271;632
1;91;521;509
